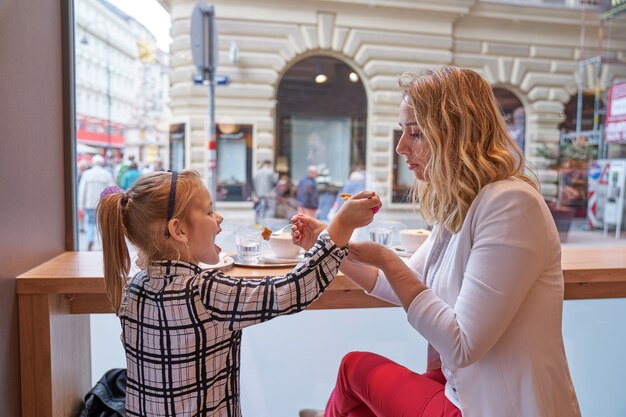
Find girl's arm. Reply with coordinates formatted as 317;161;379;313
197;192;379;330
197;230;346;330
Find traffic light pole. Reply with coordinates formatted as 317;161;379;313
191;2;218;201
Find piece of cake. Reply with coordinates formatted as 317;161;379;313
339;193;352;201
261;226;272;241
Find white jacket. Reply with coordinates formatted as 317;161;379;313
78;165;114;210
370;178;581;417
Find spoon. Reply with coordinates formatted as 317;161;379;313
271;224;293;236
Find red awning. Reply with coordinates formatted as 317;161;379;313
77;129;124;148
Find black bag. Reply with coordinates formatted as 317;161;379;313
76;368;127;417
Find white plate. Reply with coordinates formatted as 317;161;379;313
259;251;304;264
199;255;235;271
232;256;301;268
392;247;415;258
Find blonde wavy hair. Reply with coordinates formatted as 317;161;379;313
399;66;537;233
97;169;204;314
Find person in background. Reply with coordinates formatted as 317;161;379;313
77;159;91;232
296;165;319;218
142;158;165;174
152;159;165;172
272;175;298;219
327;166;366;220
97;169;380;417
115;154;135;187
296;66;581;417
120;162;141;191
78;154;114;251
253;160;278;224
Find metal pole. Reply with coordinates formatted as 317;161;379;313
576;62;584;135
106;37;112;161
207;72;217;200
190;3;218;199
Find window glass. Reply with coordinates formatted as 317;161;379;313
74;0;170;250
168;123;185;171
290;117;351;184
391;130;414;203
216;124;253;202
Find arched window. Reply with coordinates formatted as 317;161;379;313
276;56;367;192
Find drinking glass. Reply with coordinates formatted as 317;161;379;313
368;226;394;247
235;230;262;264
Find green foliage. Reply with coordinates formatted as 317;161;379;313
536;136;598;169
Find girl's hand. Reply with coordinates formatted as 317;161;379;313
291;213;327;250
347;240;397;268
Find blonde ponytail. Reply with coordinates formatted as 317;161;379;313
97;193;130;315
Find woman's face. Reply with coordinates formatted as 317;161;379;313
396;100;431;182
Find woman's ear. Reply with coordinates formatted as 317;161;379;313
167;218;188;243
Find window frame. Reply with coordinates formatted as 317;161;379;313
63;0;78;250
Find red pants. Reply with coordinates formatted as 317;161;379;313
325;352;462;417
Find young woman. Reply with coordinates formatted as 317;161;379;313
296;66;581;417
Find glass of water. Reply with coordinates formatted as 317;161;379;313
368;226;394;247
235;230;262;264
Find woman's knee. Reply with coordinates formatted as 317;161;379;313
339;351;383;373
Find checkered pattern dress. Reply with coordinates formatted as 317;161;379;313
120;231;346;417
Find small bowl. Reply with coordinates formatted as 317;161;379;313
399;229;430;252
269;233;301;259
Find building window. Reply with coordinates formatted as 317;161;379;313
493;88;526;152
169;123;186;171
216;123;253;202
391;129;414;203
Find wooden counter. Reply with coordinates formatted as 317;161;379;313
16;247;626;417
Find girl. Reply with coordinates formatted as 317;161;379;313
97;169;380;417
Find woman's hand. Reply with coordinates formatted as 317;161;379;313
348;240;396;268
334;191;380;230
291;213;327;250
327;191;380;247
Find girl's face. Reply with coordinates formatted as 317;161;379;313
396;100;431;182
185;186;223;264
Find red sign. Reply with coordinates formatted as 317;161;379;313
76;114;125;147
605;81;626;143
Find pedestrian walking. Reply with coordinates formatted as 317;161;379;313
78;154;114;251
253;160;278;224
296;165;319;218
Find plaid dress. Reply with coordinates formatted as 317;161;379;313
120;231;346;417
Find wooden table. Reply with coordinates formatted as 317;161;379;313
16;248;626;417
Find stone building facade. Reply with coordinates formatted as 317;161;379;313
161;0;626;215
76;0;170;166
